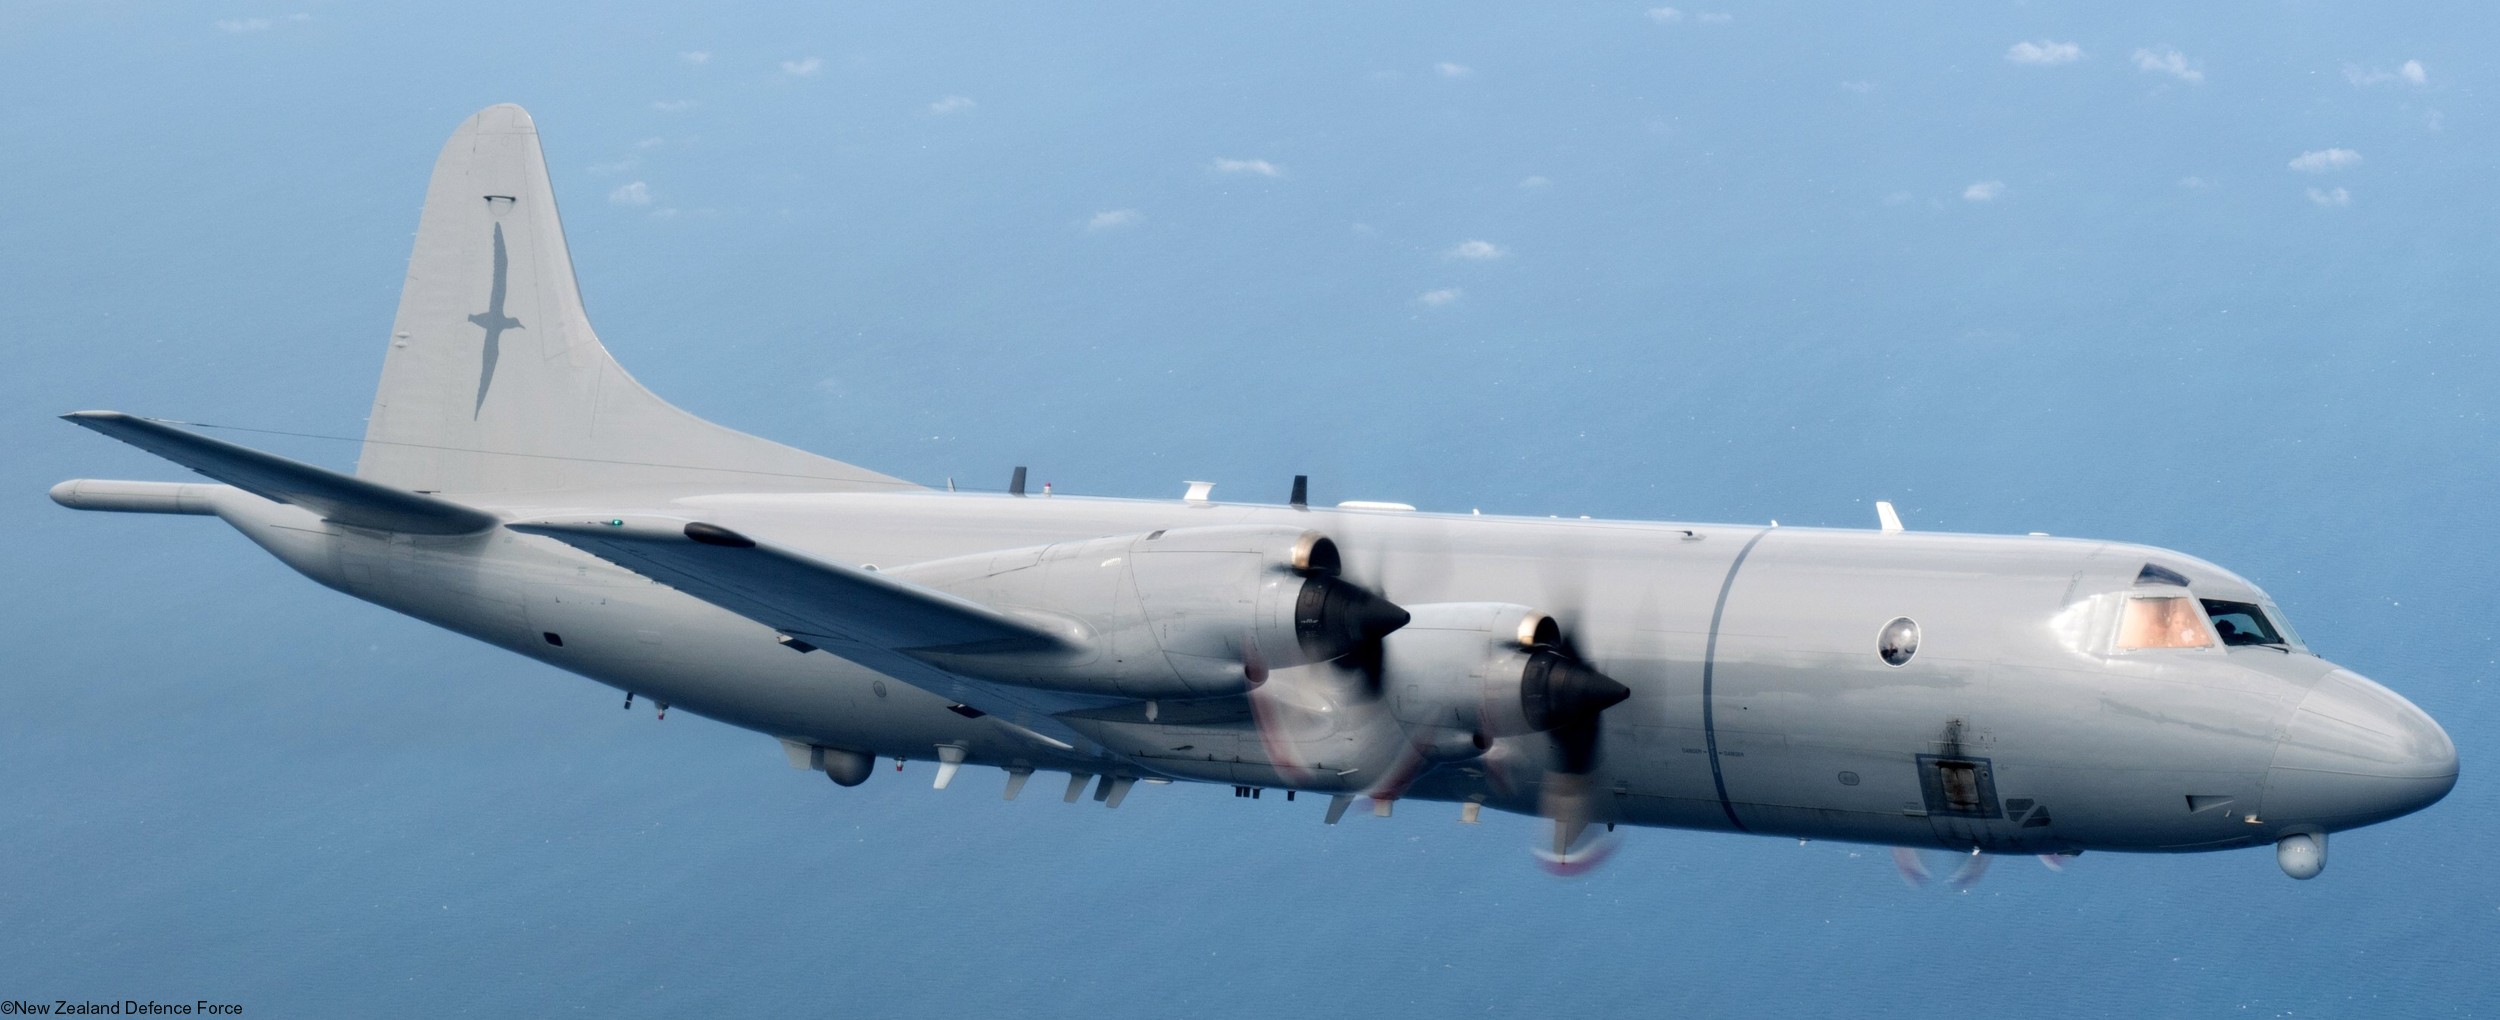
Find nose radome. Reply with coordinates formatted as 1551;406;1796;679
2263;669;2458;830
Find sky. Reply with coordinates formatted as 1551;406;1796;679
3;2;2494;1017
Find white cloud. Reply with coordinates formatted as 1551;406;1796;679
679;50;711;66
1518;175;1551;189
1881;191;1913;206
1840;80;1876;94
2346;60;2427;87
2005;40;2083;66
1963;180;2005;202
1697;12;1733;24
782;56;823;77
1435;62;1472;78
1444;239;1506;260
635;136;667;150
651;99;698;113
609;182;652;206
2288;148;2362;173
219;14;306;32
1086;209;1141;232
1646;7;1684;23
589;157;640;175
2306;187;2351;207
2177;176;2214;190
2132;47;2203;84
1418;288;1464;306
927;95;976;115
1212;158;1282;177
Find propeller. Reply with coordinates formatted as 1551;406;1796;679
1523;631;1631;865
1331;545;1429;805
1523;551;1633;868
1287;534;1410;678
1245;532;1412;789
1323;513;1460;698
1300;534;1484;812
1251;524;1638;865
1892;847;1934;888
1892;848;2069;890
1892;847;1993;890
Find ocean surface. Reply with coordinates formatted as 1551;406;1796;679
3;3;2492;1016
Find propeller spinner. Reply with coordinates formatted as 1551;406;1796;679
1282;532;1409;683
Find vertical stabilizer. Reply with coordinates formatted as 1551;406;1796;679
359;104;912;497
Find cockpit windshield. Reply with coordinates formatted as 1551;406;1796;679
2201;599;2289;648
2117;596;2213;650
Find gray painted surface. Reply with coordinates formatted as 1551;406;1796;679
55;107;2455;880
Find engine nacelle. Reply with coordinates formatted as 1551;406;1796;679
898;525;1406;700
1382;602;1624;760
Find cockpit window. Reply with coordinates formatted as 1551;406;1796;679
2135;563;2192;587
2201;599;2287;648
2262;602;2306;650
2117;596;2214;650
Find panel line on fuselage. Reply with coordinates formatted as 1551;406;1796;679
1700;527;1774;833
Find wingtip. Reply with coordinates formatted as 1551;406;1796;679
61;410;138;432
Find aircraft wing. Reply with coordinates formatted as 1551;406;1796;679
508;516;1113;753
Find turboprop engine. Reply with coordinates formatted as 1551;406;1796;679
1378;603;1632;764
897;525;1409;700
1370;601;1631;859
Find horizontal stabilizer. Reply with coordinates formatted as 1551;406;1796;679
63;412;496;535
507;517;1066;655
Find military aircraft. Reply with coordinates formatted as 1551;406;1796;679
52;105;2456;881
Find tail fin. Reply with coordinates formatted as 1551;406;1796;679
358;104;912;497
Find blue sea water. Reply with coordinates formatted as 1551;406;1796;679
2;3;2492;1016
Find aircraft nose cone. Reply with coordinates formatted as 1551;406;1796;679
2263;669;2457;830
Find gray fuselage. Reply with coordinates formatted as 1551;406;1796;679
201;483;2456;858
